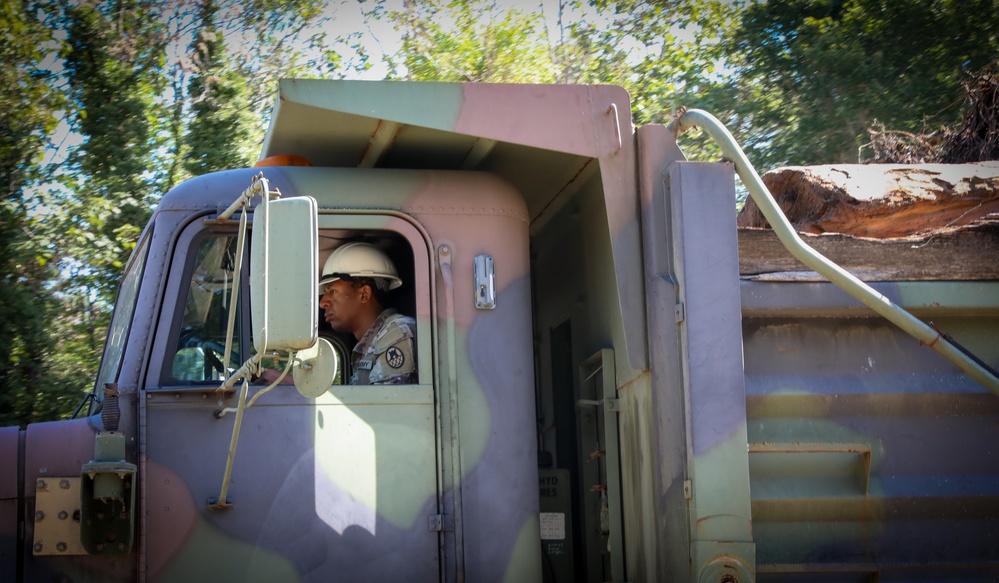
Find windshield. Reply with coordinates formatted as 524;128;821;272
95;234;150;392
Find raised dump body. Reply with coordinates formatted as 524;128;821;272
1;80;997;583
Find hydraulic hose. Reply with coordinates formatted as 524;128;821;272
668;108;999;397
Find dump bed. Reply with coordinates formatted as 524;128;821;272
736;163;999;580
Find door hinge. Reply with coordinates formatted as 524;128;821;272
428;514;454;532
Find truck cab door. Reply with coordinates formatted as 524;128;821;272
140;211;440;582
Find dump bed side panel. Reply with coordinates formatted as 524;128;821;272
742;280;999;581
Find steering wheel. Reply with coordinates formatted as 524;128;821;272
198;339;230;378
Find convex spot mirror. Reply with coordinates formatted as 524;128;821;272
291;336;337;398
249;196;319;353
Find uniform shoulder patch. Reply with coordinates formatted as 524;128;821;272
385;346;406;369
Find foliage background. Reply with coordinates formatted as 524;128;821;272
1;0;996;426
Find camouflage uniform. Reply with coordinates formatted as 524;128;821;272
350;308;417;384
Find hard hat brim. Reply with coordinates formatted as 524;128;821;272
318;274;342;287
318;273;402;291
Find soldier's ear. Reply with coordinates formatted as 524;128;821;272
358;284;372;303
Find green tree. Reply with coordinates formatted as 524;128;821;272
377;0;558;82
729;0;999;166
0;0;75;427
558;0;745;164
564;1;737;121
374;0;743;162
183;0;256;175
0;0;336;427
63;1;163;303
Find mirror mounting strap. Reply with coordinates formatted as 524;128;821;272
218;172;271;221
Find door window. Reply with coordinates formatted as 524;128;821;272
170;235;241;383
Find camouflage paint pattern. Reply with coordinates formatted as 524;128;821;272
742;282;999;578
136;167;537;582
3;81;998;583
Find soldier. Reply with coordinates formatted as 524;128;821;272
319;242;417;384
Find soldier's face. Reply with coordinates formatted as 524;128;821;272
320;279;363;333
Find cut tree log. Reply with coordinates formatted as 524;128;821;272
737;162;999;280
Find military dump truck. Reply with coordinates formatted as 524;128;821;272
2;80;998;583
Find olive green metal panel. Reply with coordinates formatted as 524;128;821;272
634;123;690;581
669;162;755;582
261;80;466;166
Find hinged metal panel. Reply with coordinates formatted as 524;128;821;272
428;514;454;532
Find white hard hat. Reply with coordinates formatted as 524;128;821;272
319;242;402;290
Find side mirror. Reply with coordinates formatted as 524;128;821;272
249;196;318;352
290;337;338;398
